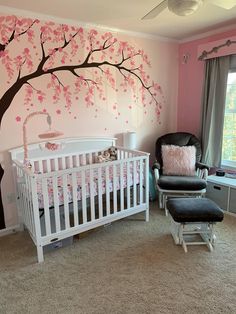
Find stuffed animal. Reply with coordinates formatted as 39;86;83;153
95;154;106;163
95;147;117;163
95;151;111;163
107;147;117;161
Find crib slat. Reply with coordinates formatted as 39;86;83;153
31;162;35;173
89;169;95;221
145;158;149;204
26;175;34;233
127;161;131;209
62;174;70;229
16;167;24;227
113;164;117;213
38;160;43;173
54;159;59;171
61;157;66;170
52;176;61;233
120;162;124;211
46;159;51;172
105;166;110;216
81;170;87;223
82;154;86;166
133;160;137;207
30;177;42;246
139;160;143;204
71;172;79;227
68;156;73;168
117;150;121;160
75;155;80;167
23;176;30;230
98;167;103;218
72;155;76;167
42;177;51;235
89;153;92;164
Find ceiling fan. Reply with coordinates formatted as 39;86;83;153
142;0;236;19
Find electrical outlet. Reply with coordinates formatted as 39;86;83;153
7;193;15;204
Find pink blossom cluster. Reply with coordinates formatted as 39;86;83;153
0;14;164;123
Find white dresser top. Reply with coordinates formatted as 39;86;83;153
207;175;236;188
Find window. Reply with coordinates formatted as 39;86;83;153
222;71;236;168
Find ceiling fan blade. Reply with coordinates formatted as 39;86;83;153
208;0;236;10
141;0;168;20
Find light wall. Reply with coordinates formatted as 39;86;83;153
0;13;179;228
178;27;236;137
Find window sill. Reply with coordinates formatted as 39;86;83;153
221;161;236;172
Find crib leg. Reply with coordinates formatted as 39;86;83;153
37;245;44;263
145;208;149;222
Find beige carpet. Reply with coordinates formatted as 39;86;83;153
0;202;236;314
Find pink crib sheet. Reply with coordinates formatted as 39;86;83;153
36;164;141;209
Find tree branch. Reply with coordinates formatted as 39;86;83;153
83;37;116;64
51;73;65;88
25;81;41;93
38;30;80;72
0;19;37;52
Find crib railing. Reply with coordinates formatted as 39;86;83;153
12;147;149;262
24;146;140;174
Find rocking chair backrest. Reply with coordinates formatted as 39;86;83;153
155;132;202;172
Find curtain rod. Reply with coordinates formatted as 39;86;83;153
198;39;236;61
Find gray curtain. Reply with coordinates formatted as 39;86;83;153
201;55;230;167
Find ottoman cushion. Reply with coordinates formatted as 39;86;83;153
167;198;224;223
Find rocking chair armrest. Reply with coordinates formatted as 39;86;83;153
152;161;161;171
196;162;209;171
152;161;161;181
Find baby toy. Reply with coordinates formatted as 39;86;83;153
95;147;118;163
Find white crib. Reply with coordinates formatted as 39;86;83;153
9;137;149;263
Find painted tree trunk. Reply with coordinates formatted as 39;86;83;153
0;80;25;229
0;164;5;229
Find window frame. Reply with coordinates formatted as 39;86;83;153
221;69;236;169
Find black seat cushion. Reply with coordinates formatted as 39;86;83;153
158;175;207;191
167;198;224;223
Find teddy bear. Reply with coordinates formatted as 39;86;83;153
95;147;117;163
95;150;111;163
107;146;117;161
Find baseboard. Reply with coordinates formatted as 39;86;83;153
0;224;20;237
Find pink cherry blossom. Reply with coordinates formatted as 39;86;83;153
0;15;164;131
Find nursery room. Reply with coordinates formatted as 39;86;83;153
0;0;236;313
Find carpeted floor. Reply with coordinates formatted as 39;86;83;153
0;202;236;314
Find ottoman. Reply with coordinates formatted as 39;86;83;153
166;198;224;252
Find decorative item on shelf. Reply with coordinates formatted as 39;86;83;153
123;131;136;149
225;173;236;179
23;111;63;168
216;169;225;177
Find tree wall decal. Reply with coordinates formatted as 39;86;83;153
0;15;163;229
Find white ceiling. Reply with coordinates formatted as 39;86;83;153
0;0;236;41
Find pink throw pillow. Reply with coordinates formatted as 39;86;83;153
162;145;196;176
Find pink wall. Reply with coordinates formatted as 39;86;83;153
178;27;236;137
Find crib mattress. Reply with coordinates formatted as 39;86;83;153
37;164;141;209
